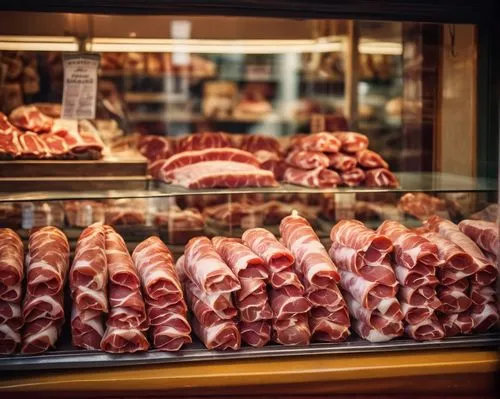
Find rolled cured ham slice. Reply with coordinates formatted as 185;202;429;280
469;303;499;333
212;237;268;279
147;300;188;326
71;305;104;350
294;132;341;153
177;132;233;152
425;216;495;286
340;167;365;187
470;282;497;305
240;320;271;347
394;263;438;289
239;134;281;154
150;314;192;351
327;152;357;171
400;302;434;325
269;270;304;291
356;149;389;169
0;228;23;302
26;226;69;297
284;166;341;188
364;168;399;188
378;220;440;269
100;326;149;353
333;132;369;153
306;282;345;310
352;319;403;342
398;286;441;309
405;316;445;341
0;302;23;331
280;213;340;287
242;228;294;274
309;316;350;342
0;324;21;354
269;286;311;320
132;236;183;304
21;318;62;354
439;313;474;337
236;278;272;323
23;293;65;324
192;318;241;350
285;150;329;170
184;237;240;294
273;313;311;346
458;219;498;255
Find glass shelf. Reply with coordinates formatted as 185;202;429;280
0;172;496;203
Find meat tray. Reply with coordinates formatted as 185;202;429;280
1;332;498;371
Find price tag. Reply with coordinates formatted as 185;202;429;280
62;53;100;120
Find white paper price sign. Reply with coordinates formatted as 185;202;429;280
62;53;100;120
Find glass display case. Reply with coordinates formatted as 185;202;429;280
0;2;498;395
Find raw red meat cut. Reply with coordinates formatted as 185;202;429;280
398;286;441;309
212;237;268;279
293;132;341;153
50;120;103;159
242;228;294;274
78;120;105;157
356;149;389;169
364;168;399;188
100;326;149;353
105;207;145;226
192;318;241;350
9;105;53;133
285;150;329;170
269;285;312;320
26;226;69;297
309;316;350;342
71;305;104;350
327;152;357;171
177;132;233;152
149;314;192;351
184;237;240;294
399;193;449;221
458;219;498;255
394;263;438;289
39;132;70;158
340;167;365;187
70;224;108;312
333;132;369;153
272;313;311;346
469;303;499;333
21;318;62;354
470;282;497;305
255;150;287;180
280;212;340;287
352;319;403;342
0;228;24;302
18;131;49;158
240;320;271;347
438;313;474;336
404;316;445;341
138;135;174;162
0;113;23;158
283;166;341;188
239;134;281;154
378;220;440;269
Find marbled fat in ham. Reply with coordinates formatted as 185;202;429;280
240;320;271;347
285;150;329;170
352;319;403;342
100;327;149;353
272;313;311;346
0;228;24;302
327;152;357;171
71;305;104;350
333;132;369;153
364;168;399;188
283;166;341;188
404;315;445;341
149;314;192;351
192;318;241;350
356;149;389;169
458;219;498;256
293;132;341;153
438;313;474;337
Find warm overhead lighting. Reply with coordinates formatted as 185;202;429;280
359;41;403;55
0;36;79;52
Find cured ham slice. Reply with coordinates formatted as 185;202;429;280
71;305;104;350
70;224;108;312
327;152;357;171
18;131;50;158
256;151;287;180
0;113;23;158
9;105;53;133
470;282;497;305
394;263;438;289
0;324;21;354
364;168;399;188
100;326;149;353
236;278;272;323
458;219;498;255
21;318;62;354
405;316;445;341
150;314;192;351
192;318;241;350
352;319;403;342
377;220;440;269
212;237;268;279
26;226;69;297
239;134;281;154
285;150;329;170
39;132;70;158
177;132;233;152
0;228;24;302
356;149;389;169
280;213;340;287
273;313;311;346
399;193;450;221
184;237;240;294
269;270;304;291
242;228;294;274
283;166;341;188
0;302;22;331
294;132;341;153
269;286;311;320
137;135;174;162
150;148;260;182
469;303;499;333
425;216;495;286
398;286;441;309
309;316;350;342
439;313;474;337
340;168;365;187
240;320;271;347
333;132;369;153
147;301;188;326
306;282;344;310
23;293;65;324
400;302;434;325
132;236;183;304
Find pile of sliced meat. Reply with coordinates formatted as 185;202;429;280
377;221;444;341
329;220;404;342
0;107;105;160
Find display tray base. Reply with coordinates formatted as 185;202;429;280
1;332;498;371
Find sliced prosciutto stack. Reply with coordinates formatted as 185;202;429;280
100;226;149;353
181;237;241;350
0;229;24;354
329;220;403;342
377;221;444;341
425;216;498;333
243;227;311;345
281;212;350;342
213;237;272;347
22;227;69;354
132;236;191;351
